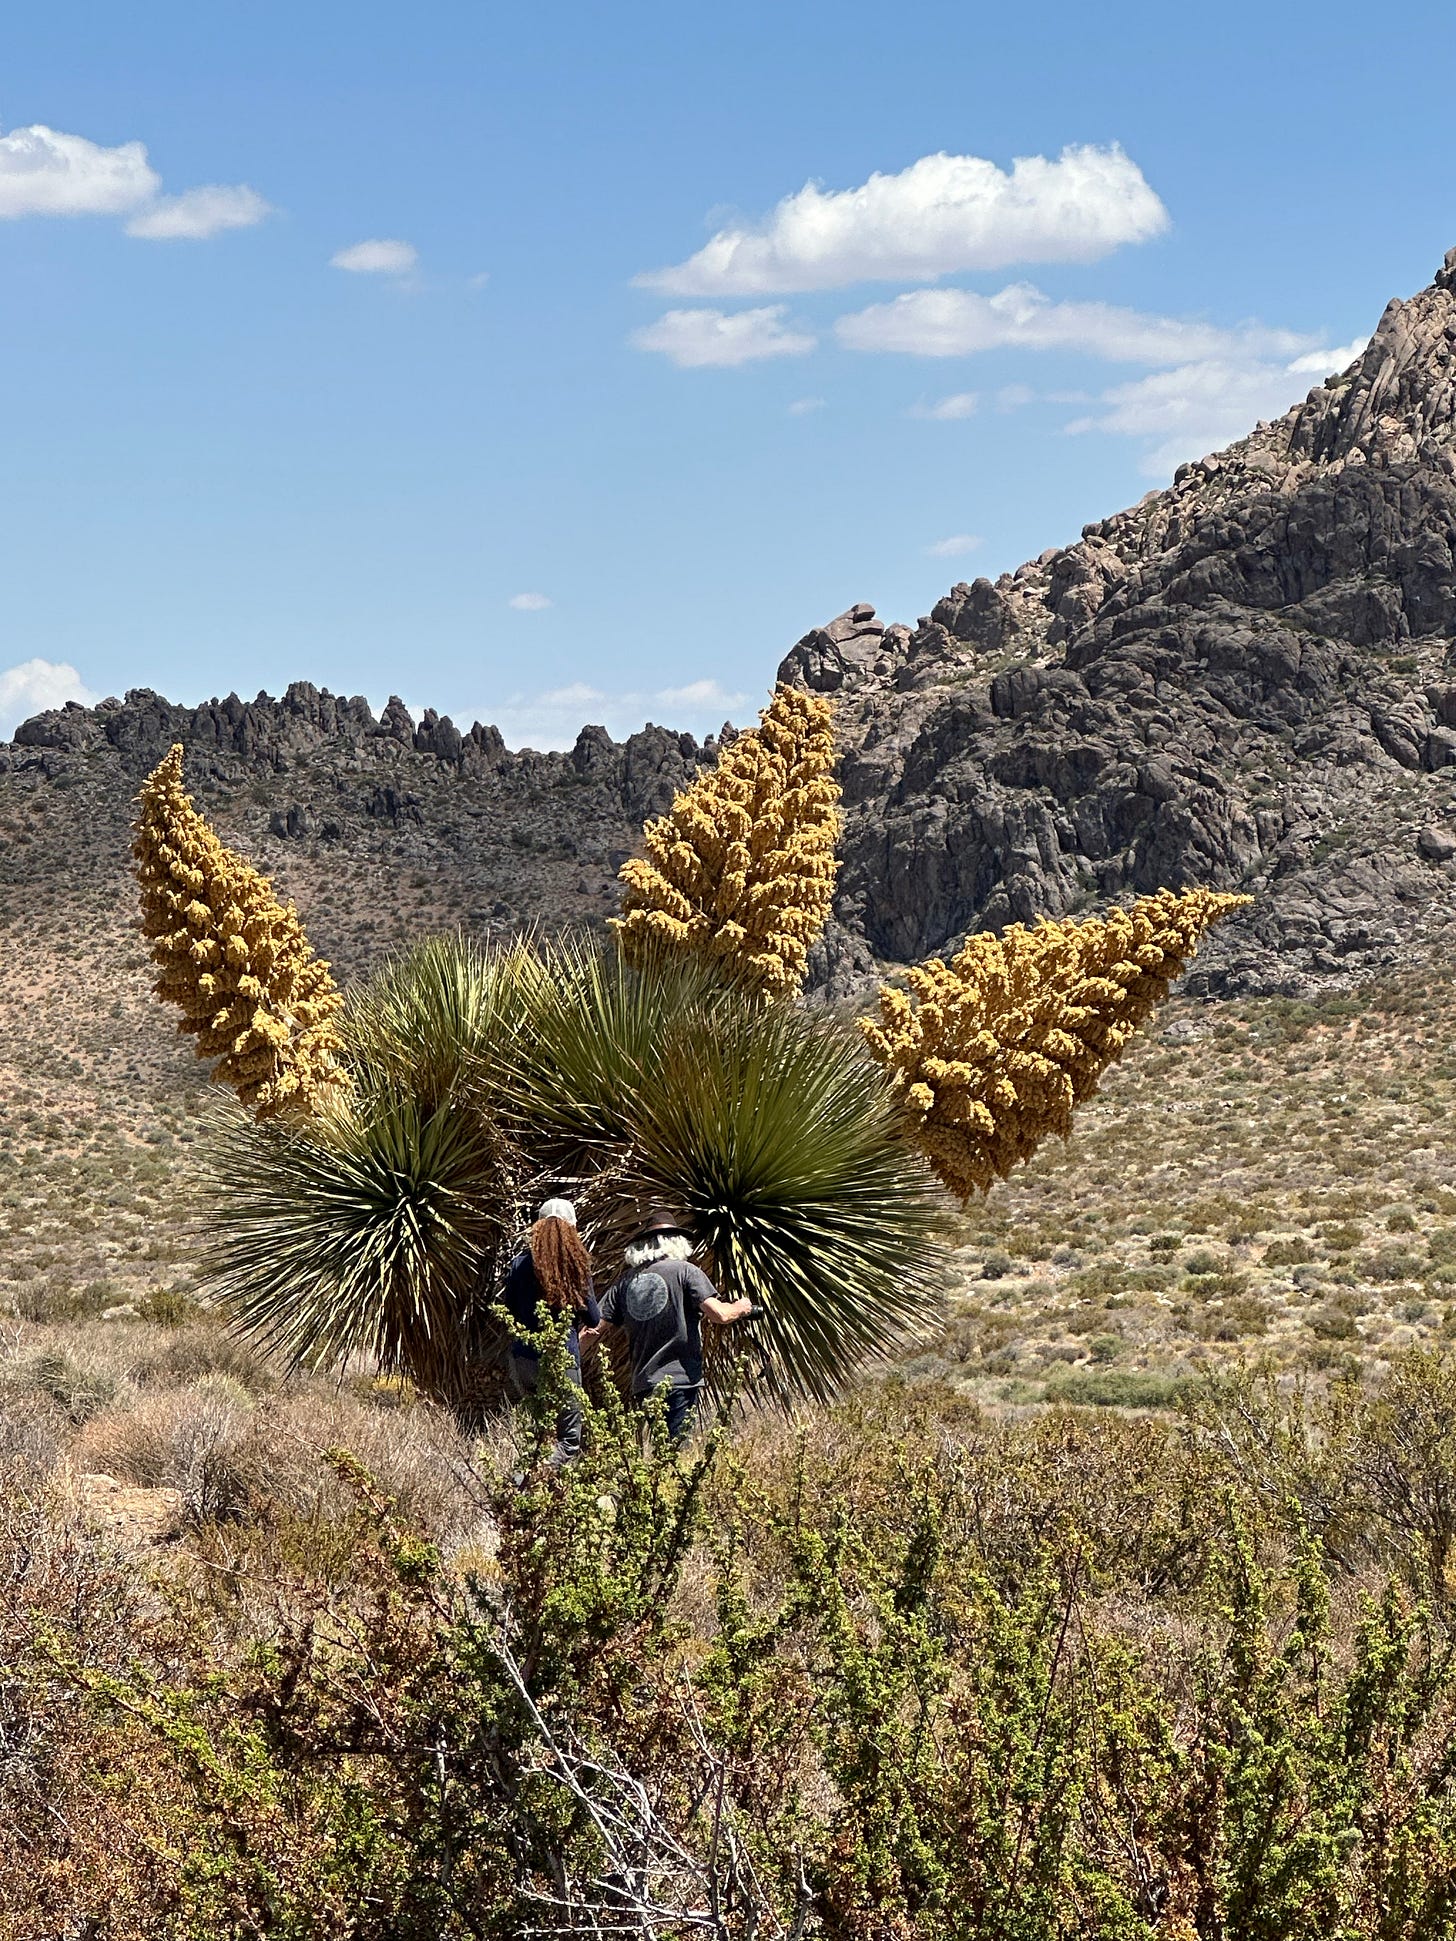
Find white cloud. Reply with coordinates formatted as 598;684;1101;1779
0;122;266;242
331;238;418;275
477;676;749;751
655;678;748;711
996;384;1037;410
925;534;983;558
126;184;271;240
0;659;98;739
538;681;604;707
911;391;979;420
1287;336;1368;376
638;144;1167;296
632;306;816;368
0;123;158;218
837;281;1316;364
1066;337;1372;476
508;592;553;611
788;395;827;415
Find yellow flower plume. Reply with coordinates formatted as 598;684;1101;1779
860;887;1251;1199
133;744;352;1120
610;684;841;998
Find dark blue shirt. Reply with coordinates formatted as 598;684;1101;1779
503;1251;599;1367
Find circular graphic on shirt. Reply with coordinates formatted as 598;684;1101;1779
625;1270;671;1323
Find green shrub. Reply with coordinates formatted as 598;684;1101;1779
1361;1246;1425;1283
23;1358;1456;1933
1045;1367;1187;1409
1184;1247;1226;1276
1264;1236;1316;1267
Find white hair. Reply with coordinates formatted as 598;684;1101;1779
624;1232;694;1269
537;1198;576;1226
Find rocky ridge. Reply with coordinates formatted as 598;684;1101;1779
1;681;721;982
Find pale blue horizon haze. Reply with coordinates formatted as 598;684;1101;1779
1;0;1454;746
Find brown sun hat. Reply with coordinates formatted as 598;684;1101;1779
632;1207;693;1242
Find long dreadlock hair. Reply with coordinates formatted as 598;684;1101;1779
527;1215;593;1310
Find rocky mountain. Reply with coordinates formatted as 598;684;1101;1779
784;247;1456;997
8;247;1456;1003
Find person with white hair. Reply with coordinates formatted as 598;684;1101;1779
501;1197;599;1465
582;1208;757;1443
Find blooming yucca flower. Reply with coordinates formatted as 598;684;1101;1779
133;744;351;1120
611;684;840;999
860;887;1250;1199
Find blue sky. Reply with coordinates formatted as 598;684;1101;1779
1;0;1454;746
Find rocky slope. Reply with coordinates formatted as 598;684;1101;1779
0;684;719;986
8;248;1456;1006
783;248;1456;995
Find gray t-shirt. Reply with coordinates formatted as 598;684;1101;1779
600;1256;717;1395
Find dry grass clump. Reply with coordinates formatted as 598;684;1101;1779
130;1321;274;1393
72;1378;479;1541
0;1389;64;1491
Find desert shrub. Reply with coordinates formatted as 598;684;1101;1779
73;1383;254;1521
74;1384;476;1540
131;1321;273;1393
1126;1263;1175;1290
21;1361;1456;1931
1045;1367;1186;1409
1311;1306;1361;1340
1068;1262;1133;1300
1189;1295;1269;1340
13;1276;111;1325
1183;1247;1227;1276
0;1392;63;1489
1360;1245;1425;1283
1264;1236;1316;1267
136;1286;206;1325
11;1352;117;1425
1320;1221;1365;1252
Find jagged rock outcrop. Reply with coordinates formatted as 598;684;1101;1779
1;681;717;982
779;247;1456;996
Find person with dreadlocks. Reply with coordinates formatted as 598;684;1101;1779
502;1197;600;1465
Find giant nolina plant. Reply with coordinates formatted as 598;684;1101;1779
135;686;1245;1413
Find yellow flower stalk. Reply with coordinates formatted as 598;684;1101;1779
133;744;351;1120
610;684;841;998
860;887;1250;1199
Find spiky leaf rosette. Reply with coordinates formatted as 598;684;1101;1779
200;935;520;1412
610;684;841;999
502;942;944;1404
205;934;943;1409
861;888;1250;1200
133;745;350;1120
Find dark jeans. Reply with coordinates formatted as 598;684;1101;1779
645;1379;701;1445
508;1353;583;1464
